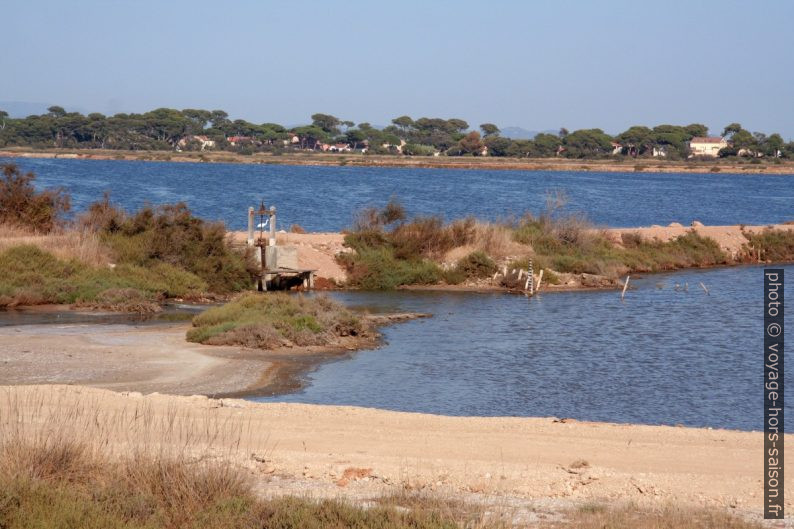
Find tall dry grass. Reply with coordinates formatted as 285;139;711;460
0;222;111;267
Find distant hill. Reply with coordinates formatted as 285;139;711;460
0;101;52;118
499;126;557;140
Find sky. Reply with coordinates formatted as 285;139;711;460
3;0;793;138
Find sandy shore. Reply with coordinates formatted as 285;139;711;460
2;384;789;519
3;148;794;174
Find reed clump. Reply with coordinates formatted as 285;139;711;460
742;227;794;262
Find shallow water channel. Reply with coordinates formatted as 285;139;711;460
1;265;790;431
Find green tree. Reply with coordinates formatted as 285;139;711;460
562;129;613;158
532;133;562;157
483;135;512;156
456;131;484;155
479;123;500;137
722;123;742;138
617;126;653;156
311;113;341;135
47;105;67;118
391;115;414;136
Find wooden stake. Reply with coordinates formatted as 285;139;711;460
621;275;630;300
536;269;544;292
699;282;709;295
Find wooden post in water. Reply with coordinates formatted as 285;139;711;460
621;275;630;300
536;269;544;292
699;282;709;295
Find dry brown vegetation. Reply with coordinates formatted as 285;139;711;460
0;222;111;267
0;164;70;233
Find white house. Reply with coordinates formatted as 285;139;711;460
689;137;728;157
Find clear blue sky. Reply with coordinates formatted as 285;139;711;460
3;0;793;137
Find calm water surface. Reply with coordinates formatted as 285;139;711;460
257;265;792;432
7;158;793;430
14;158;794;230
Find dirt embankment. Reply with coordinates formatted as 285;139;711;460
2;384;789;518
3;148;794;174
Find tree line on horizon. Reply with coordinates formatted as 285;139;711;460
0;106;791;160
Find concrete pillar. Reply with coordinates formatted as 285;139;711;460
269;206;277;247
247;207;255;246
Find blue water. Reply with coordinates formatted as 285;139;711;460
257;265;792;432
12;158;794;231
6;157;793;430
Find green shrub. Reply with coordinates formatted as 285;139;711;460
0;245;207;309
337;247;441;290
454;251;497;279
0;164;70;233
743;228;794;262
512;211;730;278
187;292;364;348
94;202;252;293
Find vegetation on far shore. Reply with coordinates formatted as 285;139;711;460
186;292;365;349
0;163;252;310
1;106;791;163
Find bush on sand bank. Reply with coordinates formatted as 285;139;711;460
186;292;365;349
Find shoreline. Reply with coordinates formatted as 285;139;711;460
246;224;794;294
3;148;794;174
0;310;425;399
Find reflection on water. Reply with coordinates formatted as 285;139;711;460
256;265;792;432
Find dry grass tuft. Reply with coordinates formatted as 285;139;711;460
0;223;112;267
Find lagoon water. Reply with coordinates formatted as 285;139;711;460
7;158;794;430
14;158;794;230
257;265;792;432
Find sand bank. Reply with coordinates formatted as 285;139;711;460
237;224;794;287
0;315;401;397
1;384;789;517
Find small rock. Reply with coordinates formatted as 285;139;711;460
691;220;704;227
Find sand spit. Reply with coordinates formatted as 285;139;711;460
3;148;794;174
234;224;794;287
0;312;425;397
